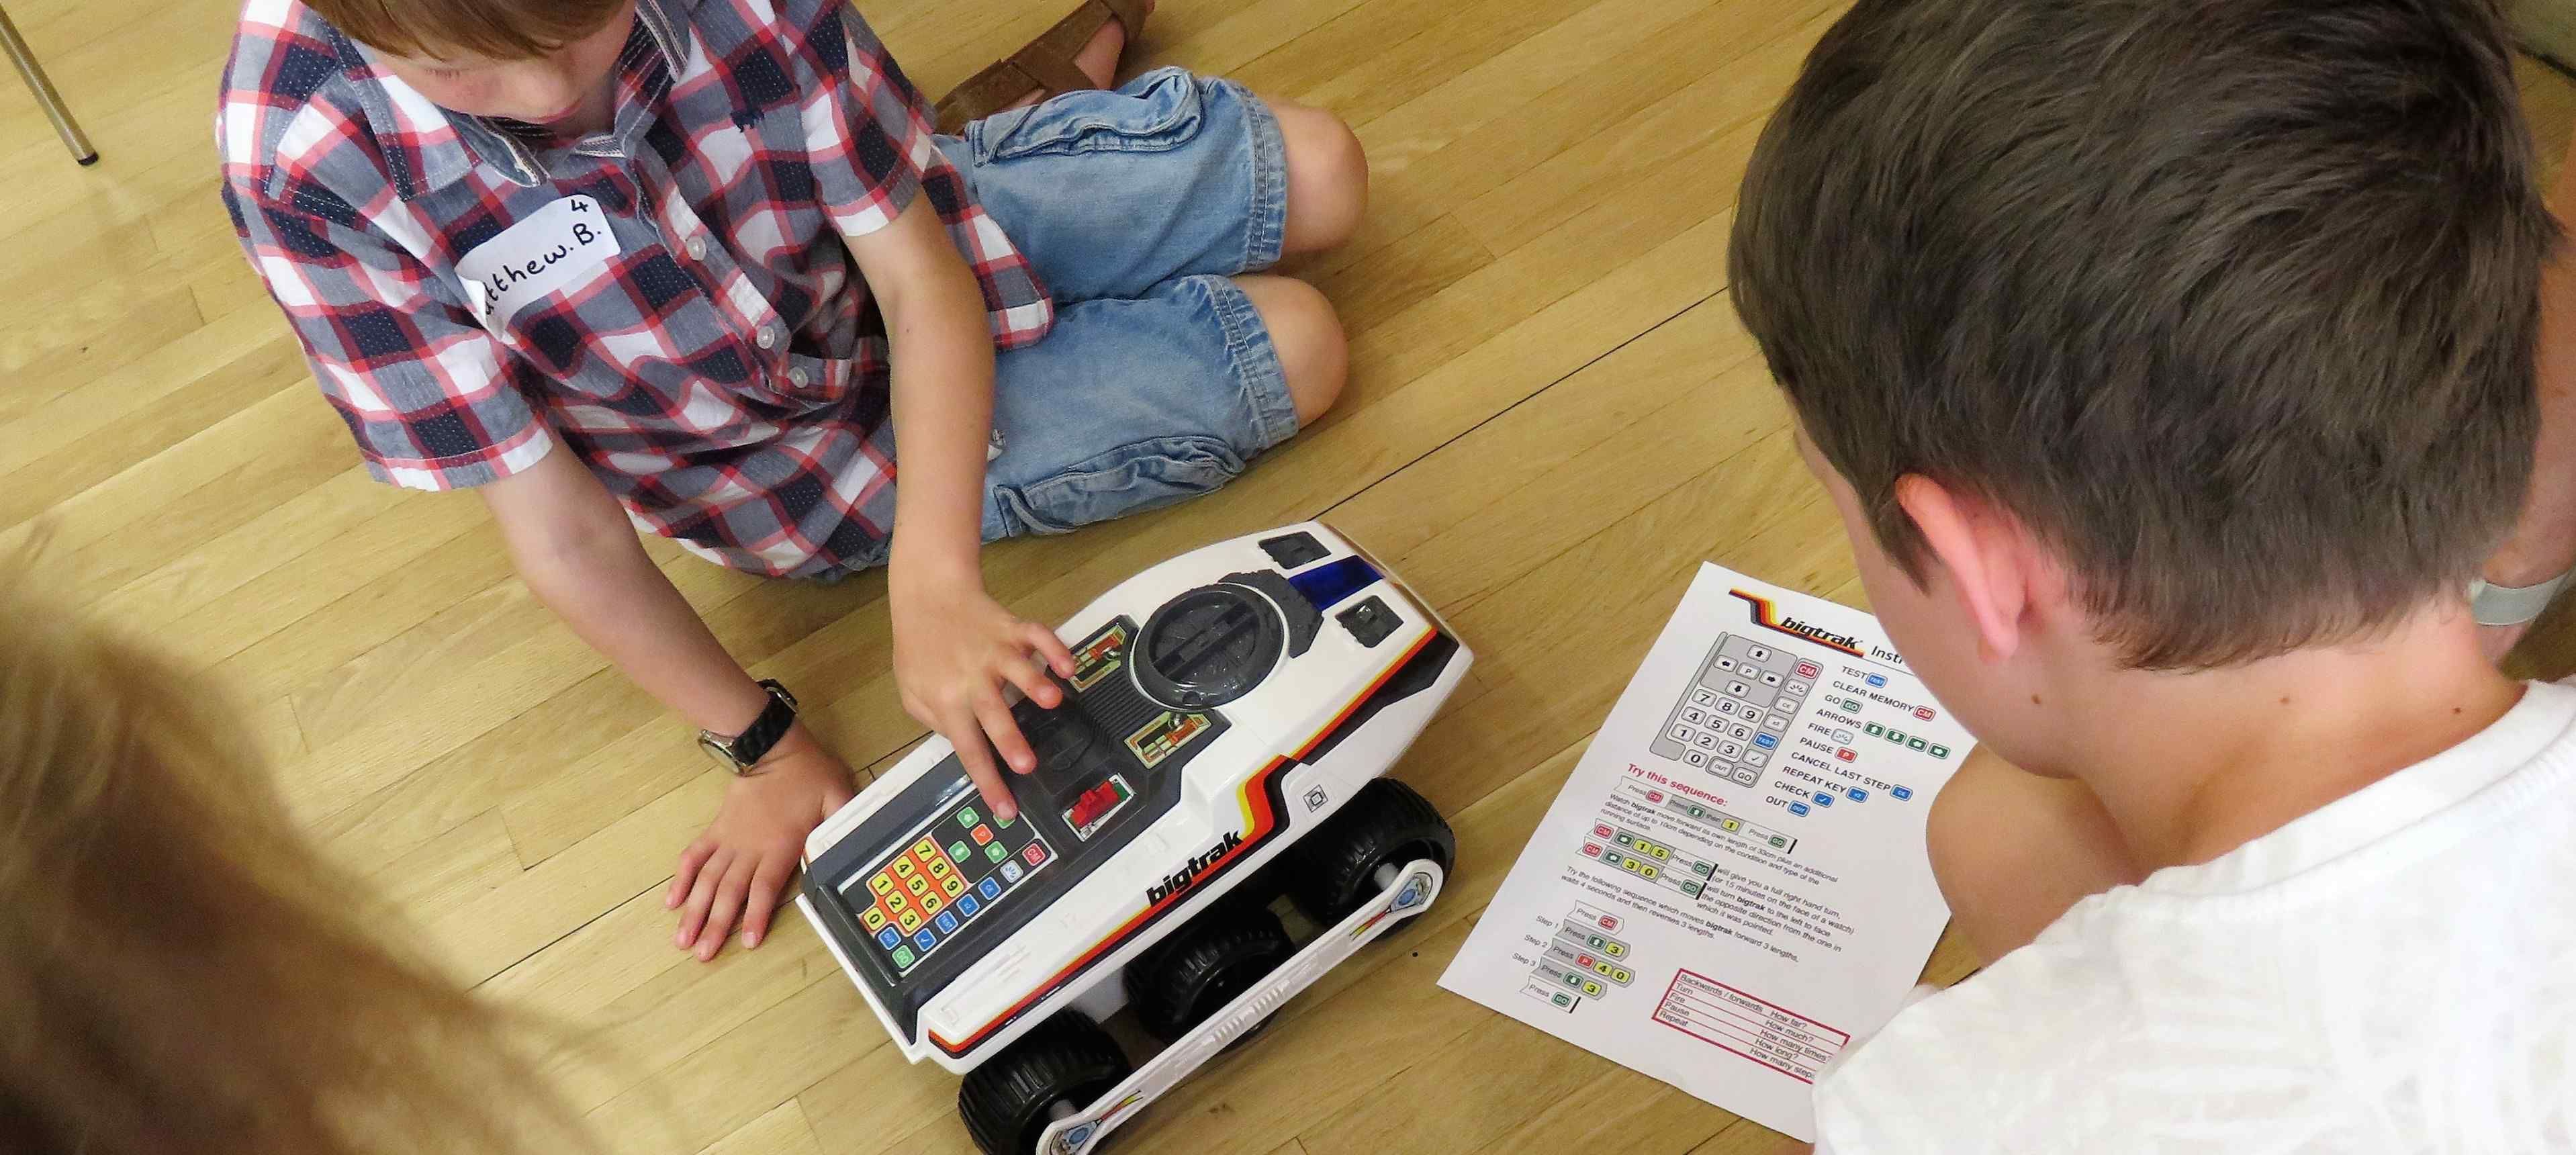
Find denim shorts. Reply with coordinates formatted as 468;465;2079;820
943;68;1298;545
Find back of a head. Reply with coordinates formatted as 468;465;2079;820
0;562;588;1154
1731;0;2556;667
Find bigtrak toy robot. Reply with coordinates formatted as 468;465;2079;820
797;522;1471;1154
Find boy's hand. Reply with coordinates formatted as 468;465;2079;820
891;575;1078;821
668;728;855;961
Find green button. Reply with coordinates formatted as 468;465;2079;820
1865;721;1885;737
984;842;1008;862
956;808;979;827
1614;832;1633;845
1686;805;1704;818
996;811;1015;827
1908;737;1929;751
949;841;971;860
1930;744;1951;759
1886;729;1907;744
1683;882;1703;897
1769;836;1787;848
1694;862;1713;876
891;945;916;968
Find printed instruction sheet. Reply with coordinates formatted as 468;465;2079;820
1438;563;1972;1140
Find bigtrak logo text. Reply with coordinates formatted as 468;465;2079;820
1729;590;1906;664
1148;830;1244;904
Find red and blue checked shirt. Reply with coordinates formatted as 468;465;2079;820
218;0;1052;575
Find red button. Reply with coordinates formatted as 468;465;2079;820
1914;706;1936;721
1593;823;1613;838
1647;790;1665;803
1836;747;1857;762
1582;843;1602;857
1023;843;1048;866
1578;954;1595;968
1796;661;1821;678
971;824;995;845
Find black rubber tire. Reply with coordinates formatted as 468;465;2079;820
957;1013;1133;1155
1281;778;1455;927
1123;901;1296;1042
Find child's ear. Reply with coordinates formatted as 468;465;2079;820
1892;475;2053;662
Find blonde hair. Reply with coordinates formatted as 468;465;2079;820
0;561;592;1154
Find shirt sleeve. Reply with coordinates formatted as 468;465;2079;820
792;0;927;240
225;181;554;492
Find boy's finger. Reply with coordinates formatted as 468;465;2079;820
976;694;1037;775
696;856;755;961
949;714;1017;821
740;855;793;949
669;837;717;908
1023;622;1077;676
999;653;1057;709
675;847;734;948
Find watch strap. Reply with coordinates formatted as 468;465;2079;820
2469;571;2573;628
710;680;800;773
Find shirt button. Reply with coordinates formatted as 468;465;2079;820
755;326;777;350
684;236;707;261
787;366;809;387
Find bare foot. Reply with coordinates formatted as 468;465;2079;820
999;0;1154;112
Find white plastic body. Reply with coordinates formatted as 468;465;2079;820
1033;858;1446;1155
796;520;1470;1074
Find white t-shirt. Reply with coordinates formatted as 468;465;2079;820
1814;680;2576;1154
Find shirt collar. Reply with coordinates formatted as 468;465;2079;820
333;0;698;199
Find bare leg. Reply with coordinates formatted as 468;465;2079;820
1264;97;1369;256
1234;275;1346;424
1926;747;2144;964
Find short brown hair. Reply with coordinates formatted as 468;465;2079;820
311;0;627;60
1731;0;2556;668
0;549;596;1154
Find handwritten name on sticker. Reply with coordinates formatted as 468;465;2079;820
455;195;620;327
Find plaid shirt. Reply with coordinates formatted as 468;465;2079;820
218;0;1053;575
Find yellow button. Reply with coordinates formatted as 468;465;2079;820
892;858;917;878
1651;846;1670;860
1721;819;1741;831
913;838;937;858
1614;968;1631;983
1582;980;1604;997
1594;961;1614;976
920;890;944;915
896;909;923;931
870;874;896;894
927;858;952;878
1641;865;1660;880
1605;941;1626;958
860;906;887;931
941;875;966;896
1623;860;1643;874
905;875;929;896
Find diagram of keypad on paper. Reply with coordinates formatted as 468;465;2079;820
1650;633;1819;786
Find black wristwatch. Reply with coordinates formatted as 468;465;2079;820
699;680;800;774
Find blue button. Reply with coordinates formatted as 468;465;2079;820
1753;733;1778;750
914;929;937;951
934;911;959;934
1001;861;1023;883
876;927;901;949
980;877;1003;899
1847;788;1868;802
957;893;980;916
1866;674;1888;688
1788;801;1810;816
1812;792;1835;806
1891;785;1915;800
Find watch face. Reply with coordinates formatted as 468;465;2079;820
700;734;746;772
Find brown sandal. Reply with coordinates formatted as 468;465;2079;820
933;0;1154;135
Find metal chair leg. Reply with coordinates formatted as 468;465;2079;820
0;3;96;166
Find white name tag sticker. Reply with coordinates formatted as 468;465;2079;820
455;194;620;326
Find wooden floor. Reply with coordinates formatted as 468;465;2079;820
10;1;2576;1152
